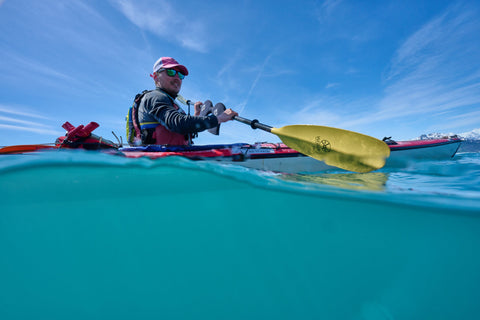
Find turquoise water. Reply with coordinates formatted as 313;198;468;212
0;151;479;319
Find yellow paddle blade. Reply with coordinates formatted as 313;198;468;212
271;125;390;173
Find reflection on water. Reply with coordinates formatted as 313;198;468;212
280;172;390;191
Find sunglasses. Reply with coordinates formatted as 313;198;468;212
159;68;185;80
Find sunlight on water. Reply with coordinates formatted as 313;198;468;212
1;151;479;319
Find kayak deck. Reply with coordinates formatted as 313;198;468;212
117;138;462;173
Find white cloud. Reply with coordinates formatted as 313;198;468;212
111;0;208;52
0;105;52;120
0;104;60;137
0;115;52;127
325;83;340;89
240;54;273;113
350;3;480;128
317;0;343;22
384;4;477;82
0;51;73;82
217;51;242;79
446;109;480;130
0;124;61;135
282;94;346;127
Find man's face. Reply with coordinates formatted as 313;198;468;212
156;69;183;96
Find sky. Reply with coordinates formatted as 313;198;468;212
0;0;479;147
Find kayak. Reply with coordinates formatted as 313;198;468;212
0;138;461;174
383;138;462;167
0;121;461;174
118;138;462;174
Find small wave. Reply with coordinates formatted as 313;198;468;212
0;150;479;212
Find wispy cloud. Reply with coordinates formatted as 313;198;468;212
314;0;378;44
385;4;475;82
288;93;366;127
217;51;243;79
0;50;74;82
0;124;62;135
325;83;340;89
235;53;275;114
445;109;480;130
0;48;122;98
337;3;480;132
0;105;52;120
110;0;208;53
244;55;273;108
316;0;343;23
0;1;150;97
0;115;51;127
378;3;480;117
0;104;61;136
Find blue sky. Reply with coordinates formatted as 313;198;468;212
0;0;479;146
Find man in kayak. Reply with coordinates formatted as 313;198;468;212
137;57;238;145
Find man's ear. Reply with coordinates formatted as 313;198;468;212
150;72;160;84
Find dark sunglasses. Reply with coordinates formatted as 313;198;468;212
159;68;185;80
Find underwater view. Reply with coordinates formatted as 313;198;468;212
0;151;479;319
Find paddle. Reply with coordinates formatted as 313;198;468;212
234;116;390;173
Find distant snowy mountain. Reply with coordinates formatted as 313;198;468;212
417;128;480;141
417;132;458;140
416;128;480;153
459;128;480;140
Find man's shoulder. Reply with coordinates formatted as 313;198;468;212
144;88;174;104
149;88;174;102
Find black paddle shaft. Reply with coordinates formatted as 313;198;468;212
233;116;273;133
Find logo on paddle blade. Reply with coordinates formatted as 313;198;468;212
314;136;331;153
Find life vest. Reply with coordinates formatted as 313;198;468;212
126;90;150;146
151;123;188;145
126;90;189;146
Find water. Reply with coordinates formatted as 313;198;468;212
0;151;479;320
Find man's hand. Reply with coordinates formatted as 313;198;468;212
194;101;203;116
217;109;238;123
